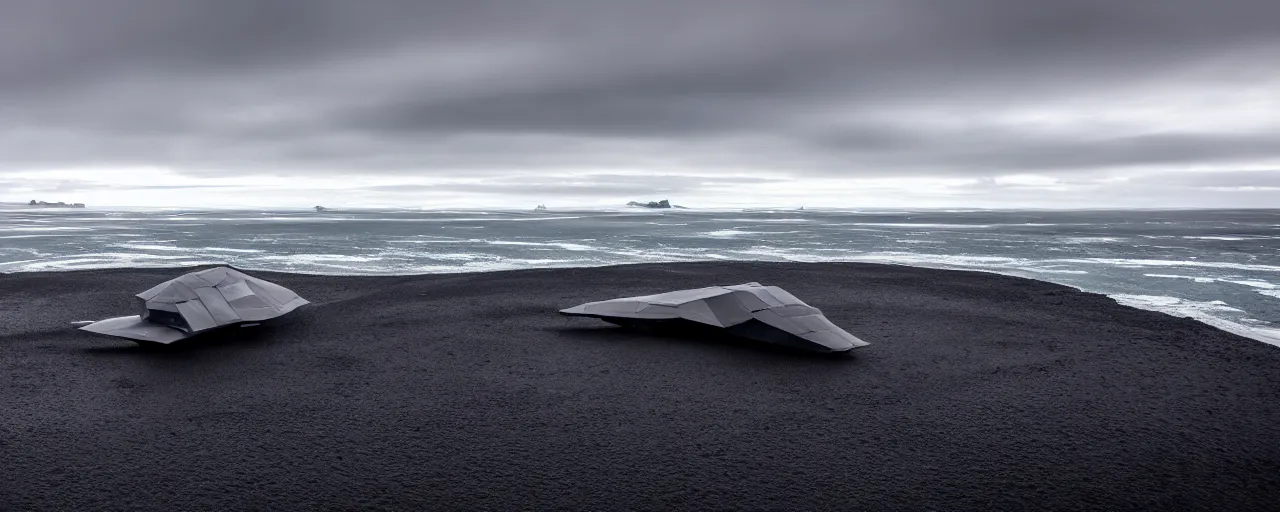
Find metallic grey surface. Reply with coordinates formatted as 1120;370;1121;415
78;267;309;344
78;315;192;344
561;282;868;353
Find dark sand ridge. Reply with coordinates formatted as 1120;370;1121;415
2;262;1278;510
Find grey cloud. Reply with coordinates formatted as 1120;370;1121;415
2;0;1280;202
0;177;243;193
1131;169;1280;189
802;127;1280;174
362;174;785;197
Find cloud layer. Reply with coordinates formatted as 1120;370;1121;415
3;0;1279;207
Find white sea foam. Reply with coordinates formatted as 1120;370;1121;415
433;216;583;222
0;234;83;239
200;247;265;253
1145;273;1217;283
387;238;472;244
704;229;754;238
1112;294;1242;313
255;254;383;263
5;253;215;272
419;253;481;261
0;226;93;232
1062;258;1280;273
845;251;1026;268
712;218;812;223
828;222;994;229
1061;237;1123;244
487;240;597;251
115;244;186;251
163;216;342;223
1111;294;1280;347
1019;268;1090;275
729;247;832;262
1226;279;1279;289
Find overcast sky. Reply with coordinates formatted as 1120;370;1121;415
2;0;1279;208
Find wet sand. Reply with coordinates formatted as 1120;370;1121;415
2;262;1278;510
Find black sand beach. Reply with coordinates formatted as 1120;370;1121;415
2;262;1278;510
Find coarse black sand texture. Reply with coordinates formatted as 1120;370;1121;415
3;262;1279;510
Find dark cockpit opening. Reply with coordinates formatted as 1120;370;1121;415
145;308;191;332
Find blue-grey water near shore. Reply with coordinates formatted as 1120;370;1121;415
3;206;1279;345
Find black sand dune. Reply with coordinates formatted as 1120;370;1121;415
2;262;1278;510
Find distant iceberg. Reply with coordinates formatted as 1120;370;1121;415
28;200;84;208
627;199;686;209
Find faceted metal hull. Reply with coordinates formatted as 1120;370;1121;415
78;267;309;344
561;282;868;353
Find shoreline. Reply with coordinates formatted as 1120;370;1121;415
6;259;1280;348
3;262;1279;509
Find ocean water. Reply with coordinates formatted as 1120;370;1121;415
3;206;1279;346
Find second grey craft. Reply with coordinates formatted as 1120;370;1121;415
560;282;868;353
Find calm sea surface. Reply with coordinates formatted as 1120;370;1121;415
3;206;1279;346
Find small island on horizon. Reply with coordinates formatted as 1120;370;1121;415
28;200;85;208
627;199;687;209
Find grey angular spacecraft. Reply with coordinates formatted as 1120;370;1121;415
560;282;868;353
78;267;309;344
